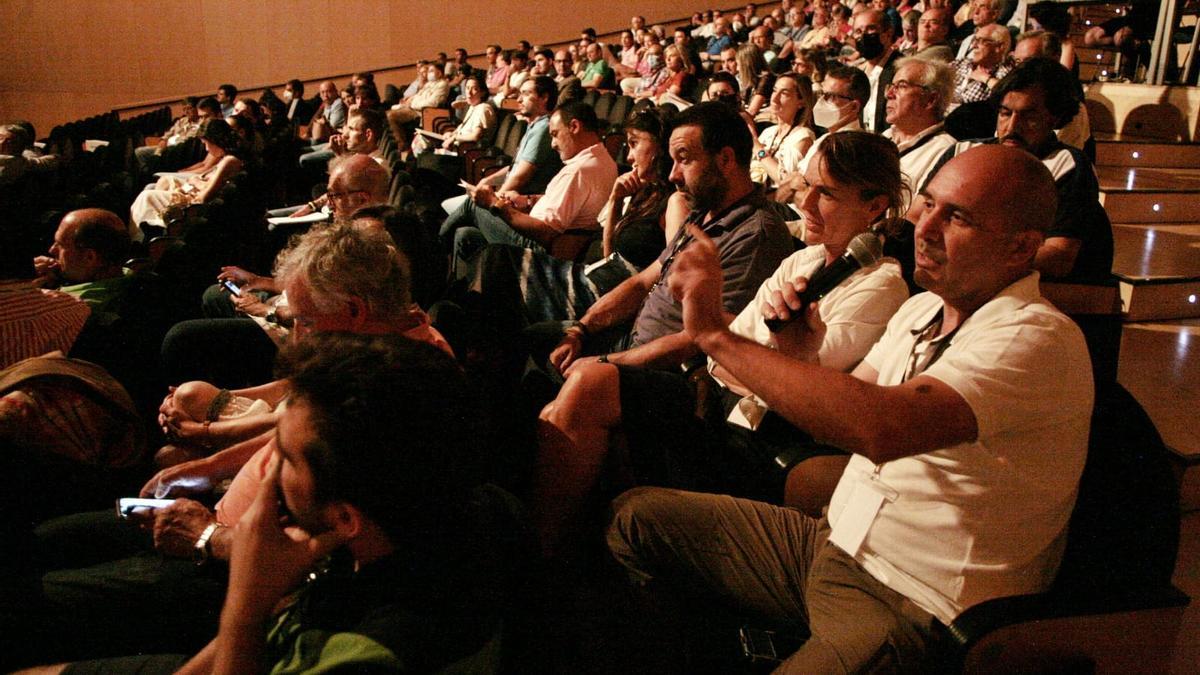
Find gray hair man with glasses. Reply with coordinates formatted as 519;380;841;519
949;23;1013;112
882;58;956;204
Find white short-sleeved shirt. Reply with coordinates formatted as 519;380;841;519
828;273;1093;624
713;244;909;427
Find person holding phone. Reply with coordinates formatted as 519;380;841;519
25;334;519;675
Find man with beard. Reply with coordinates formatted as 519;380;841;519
525;102;791;553
607;144;1093;671
545;102;792;374
918;58;1112;283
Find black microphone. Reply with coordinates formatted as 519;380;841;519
765;232;884;333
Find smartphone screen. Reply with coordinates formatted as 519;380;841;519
116;497;176;518
222;279;242;296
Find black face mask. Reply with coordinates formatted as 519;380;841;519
857;32;885;60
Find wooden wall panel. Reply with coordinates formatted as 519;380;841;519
0;0;704;137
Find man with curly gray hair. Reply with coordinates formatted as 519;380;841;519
274;223;418;339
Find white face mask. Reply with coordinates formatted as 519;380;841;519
426;72;438;82
813;97;845;128
283;91;294;103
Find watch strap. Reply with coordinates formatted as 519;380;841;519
193;522;222;565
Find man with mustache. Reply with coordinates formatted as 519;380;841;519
609;144;1093;671
916;58;1112;283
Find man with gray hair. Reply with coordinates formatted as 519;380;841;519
0;123;31;185
954;0;1009;59
949;23;1012;111
162;153;392;391
2;222;450;670
882;57;956;201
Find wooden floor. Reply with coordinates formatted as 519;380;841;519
1119;319;1200;460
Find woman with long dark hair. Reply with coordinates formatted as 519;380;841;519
129;119;244;233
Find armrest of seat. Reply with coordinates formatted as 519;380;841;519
147;236;184;263
422;107;452;132
471;156;512;184
548;228;599;262
934;584;1190;669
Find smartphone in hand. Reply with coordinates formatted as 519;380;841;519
116;497;176;519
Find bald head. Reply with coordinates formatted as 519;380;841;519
51;208;130;282
958;145;1056;233
64;208;127;235
327;154;390;219
913;144;1055;305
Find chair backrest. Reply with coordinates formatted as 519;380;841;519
606;95;634;128
382;83;403;108
500;118;528;159
1054;382;1181;595
593;93;616;121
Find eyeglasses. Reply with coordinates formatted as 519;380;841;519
885;80;928;95
326;189;367;202
820;91;856;104
974;37;1002;46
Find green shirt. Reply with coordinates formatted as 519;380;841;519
59;275;131;326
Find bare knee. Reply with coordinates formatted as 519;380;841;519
540;362;622;430
172;381;220;421
1083;27;1107;48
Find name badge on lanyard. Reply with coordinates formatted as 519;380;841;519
829;467;899;557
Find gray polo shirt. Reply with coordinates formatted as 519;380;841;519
630;191;793;346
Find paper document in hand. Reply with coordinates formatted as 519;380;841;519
416;129;446;141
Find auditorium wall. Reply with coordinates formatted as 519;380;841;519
0;0;705;139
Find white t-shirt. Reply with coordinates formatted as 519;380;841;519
713;244;909;428
828;273;1093;624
